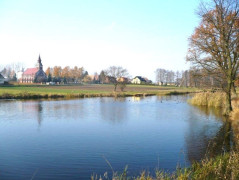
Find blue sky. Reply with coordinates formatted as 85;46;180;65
0;0;200;81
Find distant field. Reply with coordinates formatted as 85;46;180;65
0;84;198;99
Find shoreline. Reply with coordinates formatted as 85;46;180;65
0;84;195;100
0;91;192;100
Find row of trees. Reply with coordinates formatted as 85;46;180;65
45;66;130;91
1;62;221;89
44;66;130;91
155;67;234;89
155;68;199;87
155;69;176;84
45;66;87;83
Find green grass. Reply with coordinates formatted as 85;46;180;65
0;84;198;99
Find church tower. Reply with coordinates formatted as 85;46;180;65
34;54;47;83
38;55;43;70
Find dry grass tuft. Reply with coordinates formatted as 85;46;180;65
230;108;239;120
189;92;226;108
230;97;239;120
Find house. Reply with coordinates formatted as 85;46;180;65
117;77;129;83
166;82;176;86
158;81;164;86
158;82;176;86
0;74;6;84
131;76;147;84
20;55;47;83
104;76;117;84
143;77;152;84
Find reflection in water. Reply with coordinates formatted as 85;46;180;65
185;105;233;164
232;120;239;149
37;101;43;126
0;96;233;179
207;122;232;155
131;96;144;102
157;95;189;103
192;106;227;121
99;98;128;124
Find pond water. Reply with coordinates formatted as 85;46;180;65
0;95;229;179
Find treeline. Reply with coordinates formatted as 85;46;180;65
45;66;88;84
44;66;111;84
155;68;192;87
1;63;227;88
155;68;226;88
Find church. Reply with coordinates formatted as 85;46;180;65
20;55;47;83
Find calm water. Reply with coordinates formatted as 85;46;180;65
0;96;228;179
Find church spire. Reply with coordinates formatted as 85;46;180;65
38;54;43;70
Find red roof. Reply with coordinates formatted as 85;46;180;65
23;68;38;75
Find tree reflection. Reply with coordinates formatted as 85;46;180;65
157;95;190;103
99;98;128;124
36;101;43;126
231;120;239;150
185;105;233;164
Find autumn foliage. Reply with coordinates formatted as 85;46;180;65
45;66;86;83
187;0;239;114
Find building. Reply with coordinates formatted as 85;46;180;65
20;55;47;83
17;71;23;81
117;77;129;83
158;82;176;86
0;74;6;84
131;76;147;84
104;76;117;84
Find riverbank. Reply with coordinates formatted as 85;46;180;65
95;152;239;180
0;84;197;99
188;91;239;120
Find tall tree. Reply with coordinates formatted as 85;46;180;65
99;70;106;84
155;68;167;84
53;66;62;78
62;66;70;83
47;73;52;82
187;0;239;115
45;67;51;76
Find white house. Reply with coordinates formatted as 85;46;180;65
131;76;151;84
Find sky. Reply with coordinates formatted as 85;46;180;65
0;0;200;81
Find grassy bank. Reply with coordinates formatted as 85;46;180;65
188;92;226;108
0;84;197;99
188;92;239;120
92;152;239;180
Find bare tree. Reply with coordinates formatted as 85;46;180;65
105;66;129;91
175;71;181;86
187;0;239;114
156;69;176;85
155;68;167;84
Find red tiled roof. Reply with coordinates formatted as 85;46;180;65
23;68;38;75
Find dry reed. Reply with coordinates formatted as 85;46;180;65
188;92;226;108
